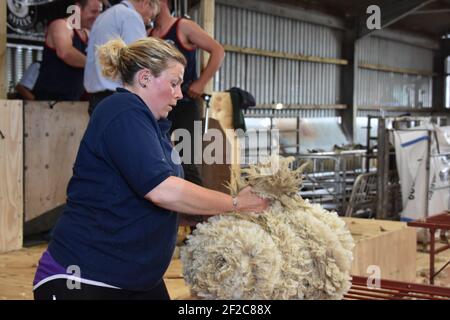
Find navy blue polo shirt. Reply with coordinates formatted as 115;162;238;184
48;88;183;291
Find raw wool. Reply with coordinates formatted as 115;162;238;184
181;156;355;300
180;216;283;299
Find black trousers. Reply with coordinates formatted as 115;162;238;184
34;278;170;300
169;98;207;226
88;90;115;116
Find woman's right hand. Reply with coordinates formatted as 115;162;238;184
235;186;270;214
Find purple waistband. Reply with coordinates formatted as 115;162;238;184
33;249;67;286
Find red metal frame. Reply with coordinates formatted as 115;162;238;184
407;212;450;284
345;275;450;300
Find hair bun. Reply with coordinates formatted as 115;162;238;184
97;38;128;80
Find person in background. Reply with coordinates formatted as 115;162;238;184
33;37;269;300
15;61;41;100
32;0;102;101
84;0;160;115
150;0;225;225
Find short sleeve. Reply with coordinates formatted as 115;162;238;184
103;111;175;197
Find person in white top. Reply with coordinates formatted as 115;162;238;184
15;62;41;100
84;0;160;115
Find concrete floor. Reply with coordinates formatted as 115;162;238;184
0;242;449;300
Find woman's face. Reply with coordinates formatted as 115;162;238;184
146;62;184;120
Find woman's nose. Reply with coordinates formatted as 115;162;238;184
175;86;183;100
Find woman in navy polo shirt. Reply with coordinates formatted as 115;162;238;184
33;37;269;300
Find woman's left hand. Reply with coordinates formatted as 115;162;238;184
235;186;270;214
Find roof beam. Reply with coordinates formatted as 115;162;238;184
356;0;437;39
215;0;345;30
411;8;450;14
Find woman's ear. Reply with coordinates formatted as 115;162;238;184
137;69;153;88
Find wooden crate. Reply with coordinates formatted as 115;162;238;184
23;101;89;222
342;217;417;282
0;99;89;252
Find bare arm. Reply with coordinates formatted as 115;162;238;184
179;20;225;98
145;176;268;215
47;20;86;68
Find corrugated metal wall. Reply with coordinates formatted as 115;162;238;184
191;3;343;106
6;44;43;93
355;36;433;108
5;2;435;114
192;3;435;110
243;108;339;118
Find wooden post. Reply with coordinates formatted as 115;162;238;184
0;1;7;99
199;0;215;184
201;92;238;193
432;40;445;111
200;0;215;95
339;28;357;143
0;100;23;253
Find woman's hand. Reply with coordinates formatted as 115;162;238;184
236;186;270;214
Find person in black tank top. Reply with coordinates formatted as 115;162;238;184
33;0;102;101
150;1;225;220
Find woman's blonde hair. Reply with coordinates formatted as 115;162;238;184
97;37;186;85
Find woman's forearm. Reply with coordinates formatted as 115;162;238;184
145;176;233;215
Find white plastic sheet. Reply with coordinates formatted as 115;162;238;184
394;126;450;221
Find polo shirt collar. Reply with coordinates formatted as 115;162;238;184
121;0;135;11
115;87;173;135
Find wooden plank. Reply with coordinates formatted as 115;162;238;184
164;259;184;279
213;92;240;183
256;104;347;110
24;101;89;222
165;278;192;300
0;2;6;99
358;106;450;117
200;0;215;95
202;92;237;193
358;62;436;77
359;106;436;112
0;100;23;253
371;29;439;51
343;217;417;282
224;44;348;66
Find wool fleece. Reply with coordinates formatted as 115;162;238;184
181;156;355;300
